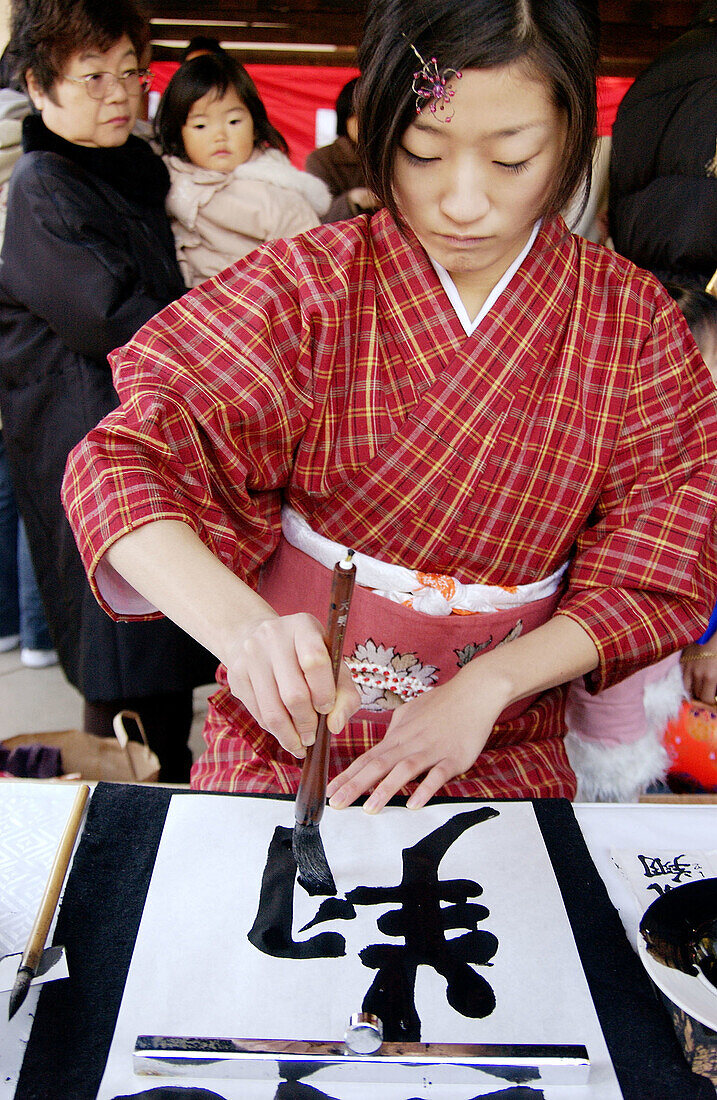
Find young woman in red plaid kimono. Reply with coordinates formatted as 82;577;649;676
62;0;717;807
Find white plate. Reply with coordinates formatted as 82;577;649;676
637;936;717;1031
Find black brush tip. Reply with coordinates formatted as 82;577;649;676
8;967;32;1020
292;822;337;896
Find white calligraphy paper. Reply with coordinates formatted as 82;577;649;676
98;797;622;1100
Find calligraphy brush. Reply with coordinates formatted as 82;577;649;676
292;550;356;896
8;783;90;1020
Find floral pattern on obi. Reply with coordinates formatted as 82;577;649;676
346;640;438;711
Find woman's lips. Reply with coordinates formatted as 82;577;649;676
440;234;490;248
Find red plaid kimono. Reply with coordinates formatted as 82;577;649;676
62;211;717;798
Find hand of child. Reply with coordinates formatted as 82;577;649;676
224;611;360;758
681;643;717;707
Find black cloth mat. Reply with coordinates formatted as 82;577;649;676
15;787;715;1099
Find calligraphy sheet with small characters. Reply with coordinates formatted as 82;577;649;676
610;848;717;926
97;797;622;1100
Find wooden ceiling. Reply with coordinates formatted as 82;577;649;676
146;1;704;76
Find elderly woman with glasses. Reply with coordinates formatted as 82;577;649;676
0;0;216;781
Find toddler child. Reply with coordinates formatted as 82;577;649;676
155;53;330;286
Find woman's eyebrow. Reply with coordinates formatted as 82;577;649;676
77;49;137;64
412;117;548;139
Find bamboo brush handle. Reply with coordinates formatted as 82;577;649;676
295;555;356;827
21;784;89;973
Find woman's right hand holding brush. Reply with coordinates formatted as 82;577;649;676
224;611;360;758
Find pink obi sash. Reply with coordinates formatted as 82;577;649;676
191;540;577;799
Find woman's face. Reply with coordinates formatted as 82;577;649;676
392;62;567;313
26;35;140;148
181;87;255;172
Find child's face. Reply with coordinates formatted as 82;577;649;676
181;86;255;172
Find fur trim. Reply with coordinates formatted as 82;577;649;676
566;662;685;801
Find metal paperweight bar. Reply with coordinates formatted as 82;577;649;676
134;1035;590;1086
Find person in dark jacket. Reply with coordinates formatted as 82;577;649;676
305;78;379;223
0;0;216;780
608;0;717;290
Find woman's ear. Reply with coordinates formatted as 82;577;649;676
25;68;46;110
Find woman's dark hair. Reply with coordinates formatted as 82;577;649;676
356;0;600;227
8;0;150;95
665;284;717;352
335;77;358;139
155;52;289;159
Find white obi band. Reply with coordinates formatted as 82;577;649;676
281;506;568;617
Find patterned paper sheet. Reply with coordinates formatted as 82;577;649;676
0;782;86;1099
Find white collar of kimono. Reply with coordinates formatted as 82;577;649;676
429;220;541;336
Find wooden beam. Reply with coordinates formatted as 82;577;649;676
150;14;364;47
598;22;687;76
150;42;358;67
145;1;701;75
598;0;699;28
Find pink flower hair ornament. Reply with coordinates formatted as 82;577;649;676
408;42;462;121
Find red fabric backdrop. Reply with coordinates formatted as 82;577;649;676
596;76;633;137
150;62;633;166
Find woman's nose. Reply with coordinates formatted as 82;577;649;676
104;74;130;103
439;165;491;224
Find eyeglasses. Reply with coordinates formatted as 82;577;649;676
64;68;153;101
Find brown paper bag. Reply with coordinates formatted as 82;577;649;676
3;710;160;783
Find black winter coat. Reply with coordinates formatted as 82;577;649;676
0;115;217;701
608;15;717;289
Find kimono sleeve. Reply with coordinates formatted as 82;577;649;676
557;297;717;692
0;154;181;363
61;242;314;620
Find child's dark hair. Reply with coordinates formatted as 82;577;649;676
356;0;599;227
665;284;717;352
180;35;227;62
9;0;149;96
155;52;289;159
335;77;358;139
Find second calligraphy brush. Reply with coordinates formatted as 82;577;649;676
292;550;356;896
8;783;90;1020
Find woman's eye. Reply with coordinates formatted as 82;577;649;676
495;160;530;174
401;148;438;165
87;73;104;89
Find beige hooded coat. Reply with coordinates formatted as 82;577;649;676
165;147;331;287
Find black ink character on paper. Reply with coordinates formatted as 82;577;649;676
113;1088;229;1099
638;853;698;896
274;1084;545;1100
249;807;500;1041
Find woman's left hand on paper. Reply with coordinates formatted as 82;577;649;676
326;667;507;813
